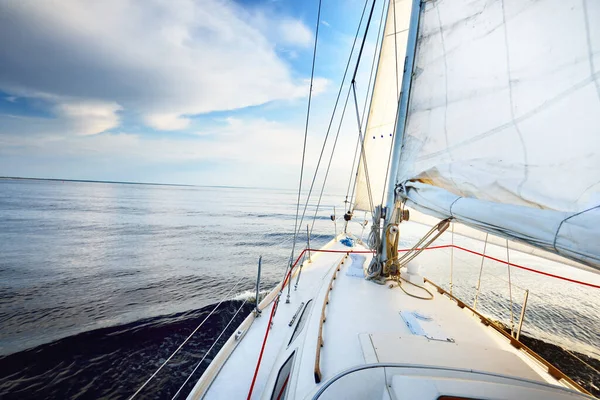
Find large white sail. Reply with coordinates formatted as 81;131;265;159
353;0;412;212
396;0;600;269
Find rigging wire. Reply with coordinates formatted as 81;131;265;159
128;275;247;400
346;0;380;215
506;239;516;336
309;87;353;236
171;299;249;400
345;134;362;209
351;0;378;83
309;0;387;235
284;0;323;305
290;0;372;249
351;81;376;213
288;0;323;269
379;0;403;206
347;0;389;213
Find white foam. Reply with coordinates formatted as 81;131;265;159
233;289;270;302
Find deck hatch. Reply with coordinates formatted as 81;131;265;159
288;300;313;346
270;351;295;400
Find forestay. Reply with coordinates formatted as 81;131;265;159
395;0;600;270
353;0;412;212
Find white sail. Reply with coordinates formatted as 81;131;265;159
353;0;412;212
396;0;600;269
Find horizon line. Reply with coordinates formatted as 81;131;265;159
0;175;291;191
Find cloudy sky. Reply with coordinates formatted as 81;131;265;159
0;0;385;190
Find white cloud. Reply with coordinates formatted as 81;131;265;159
277;19;314;48
0;0;323;131
56;100;122;135
0;87;121;135
309;77;330;96
0;0;363;187
144;113;191;131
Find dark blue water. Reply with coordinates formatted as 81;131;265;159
0;178;340;399
0;300;253;399
0;178;598;399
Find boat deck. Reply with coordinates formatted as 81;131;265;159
190;222;591;400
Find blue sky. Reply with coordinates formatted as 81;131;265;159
0;0;385;190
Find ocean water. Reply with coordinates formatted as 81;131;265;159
0;178;598;399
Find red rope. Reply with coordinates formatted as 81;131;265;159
449;244;600;289
304;245;599;289
246;292;278;400
246;248;308;399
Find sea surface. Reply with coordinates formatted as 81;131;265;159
0;178;598;399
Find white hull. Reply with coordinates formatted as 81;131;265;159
188;218;593;399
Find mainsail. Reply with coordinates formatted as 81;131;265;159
394;0;600;269
353;0;412;212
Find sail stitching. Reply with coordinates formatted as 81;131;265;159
435;3;461;193
500;0;530;199
582;0;600;102
415;71;600;162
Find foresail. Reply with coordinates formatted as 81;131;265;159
396;0;600;270
353;0;412;212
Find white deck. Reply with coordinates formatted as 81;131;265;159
189;221;592;400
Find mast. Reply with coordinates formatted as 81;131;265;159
379;0;422;263
382;0;421;213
